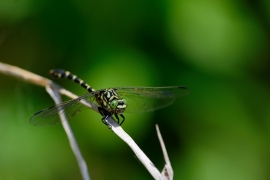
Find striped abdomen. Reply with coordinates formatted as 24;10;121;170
50;69;95;93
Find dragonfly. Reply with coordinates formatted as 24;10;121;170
30;69;189;127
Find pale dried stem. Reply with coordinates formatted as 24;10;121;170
0;62;91;180
156;125;173;180
46;85;90;180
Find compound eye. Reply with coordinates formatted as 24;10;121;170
122;99;128;106
110;100;118;109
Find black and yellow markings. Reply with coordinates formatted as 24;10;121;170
50;69;94;93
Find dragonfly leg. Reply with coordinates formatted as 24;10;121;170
119;114;125;125
98;107;111;127
98;107;124;126
115;115;120;124
101;115;111;127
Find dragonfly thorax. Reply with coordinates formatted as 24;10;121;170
95;88;128;115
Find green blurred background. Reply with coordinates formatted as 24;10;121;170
0;0;270;179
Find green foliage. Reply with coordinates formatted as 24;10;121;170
0;0;269;179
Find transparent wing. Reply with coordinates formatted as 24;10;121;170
30;93;96;127
115;86;189;113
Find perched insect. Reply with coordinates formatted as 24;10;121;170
30;69;189;127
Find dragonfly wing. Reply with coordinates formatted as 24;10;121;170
30;93;95;127
115;86;189;113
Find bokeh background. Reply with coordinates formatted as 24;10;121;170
0;0;270;179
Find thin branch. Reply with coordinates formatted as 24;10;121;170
107;118;165;180
46;85;90;180
0;62;91;180
156;125;173;180
0;62;50;87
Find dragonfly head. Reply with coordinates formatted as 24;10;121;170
109;99;128;114
97;88;128;115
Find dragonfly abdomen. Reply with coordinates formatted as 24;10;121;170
50;69;95;93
